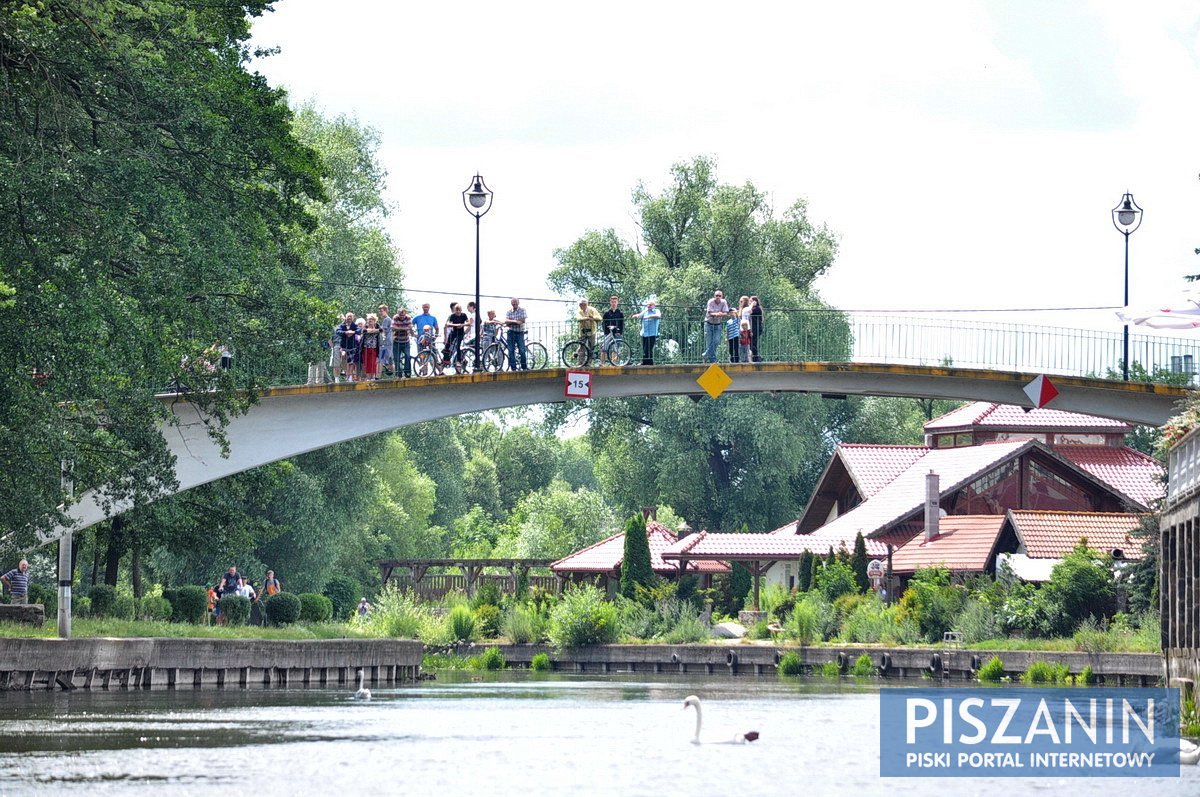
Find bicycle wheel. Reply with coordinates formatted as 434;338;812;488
561;340;590;368
605;337;632;366
414;351;436;377
456;348;476;374
525;342;548;370
482;343;505;373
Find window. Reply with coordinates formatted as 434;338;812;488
957;459;1020;514
935;433;974;448
1027;460;1095;511
1171;355;1195;375
1053;433;1106;446
993;432;1041;443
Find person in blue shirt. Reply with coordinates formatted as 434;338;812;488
633;299;662;365
411;303;438;344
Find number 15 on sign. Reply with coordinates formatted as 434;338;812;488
565;371;592;399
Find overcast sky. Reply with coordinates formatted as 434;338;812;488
250;1;1200;330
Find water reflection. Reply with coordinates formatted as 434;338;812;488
0;673;1195;796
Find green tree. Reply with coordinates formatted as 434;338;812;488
1043;543;1117;629
0;0;326;542
797;550;814;592
463;453;504;519
495;426;559;510
851;532;870;592
619;514;655;598
493;481;615;560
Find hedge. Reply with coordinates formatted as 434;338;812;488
264;592;301;626
298;593;332;623
219;595;251;626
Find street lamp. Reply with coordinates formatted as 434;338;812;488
1111;192;1143;381
462;174;493;368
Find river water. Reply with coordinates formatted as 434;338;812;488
0;673;1196;796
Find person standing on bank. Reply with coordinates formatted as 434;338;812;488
633;299;662;365
703;290;730;363
263;570;282;598
505;298;528;370
1;560;30;604
749;296;764;361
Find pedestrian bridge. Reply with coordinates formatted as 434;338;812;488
39;361;1188;545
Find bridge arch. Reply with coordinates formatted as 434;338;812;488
41;362;1187;544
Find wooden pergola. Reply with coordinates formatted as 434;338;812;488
378;558;556;597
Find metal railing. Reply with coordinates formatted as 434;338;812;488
207;309;1200;391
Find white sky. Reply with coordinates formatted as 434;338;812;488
250;1;1200;331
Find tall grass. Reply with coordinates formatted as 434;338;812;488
364;586;438;639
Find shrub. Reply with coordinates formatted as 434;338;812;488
548;584;619;647
816;558;859;601
475;604;501;639
323;575;361;621
161;588;180;620
1044;544;1116;628
786;594;836;645
175;586;209;624
298;593;333;623
1022;660;1070;685
759;585;792;620
851;532;870;593
502;603;548;644
89;585;116;618
656;601;710;644
139;595;172;621
474;646;506;671
112;594;137;620
471;580;503;610
977;655;1005;683
73;596;91;617
366;587;434;639
1073;617;1116;653
819;661;841;678
28;583;57;614
530;652;551;671
955;598;1001;644
778;651;804;676
264;592;302;626
898;567;966;641
219;595;251;626
1079;665;1096;685
851;654;874;677
746;618;772;640
448;604;477;642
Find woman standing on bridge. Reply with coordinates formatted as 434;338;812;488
749;296;763;362
361;314;382;380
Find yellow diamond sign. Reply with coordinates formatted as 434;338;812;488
697;363;733;399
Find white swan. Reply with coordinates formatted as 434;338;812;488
1181;738;1200;766
354;669;371;701
682;695;758;744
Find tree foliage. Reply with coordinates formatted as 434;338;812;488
619;514;655;598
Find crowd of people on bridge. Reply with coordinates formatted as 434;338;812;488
316;290;765;381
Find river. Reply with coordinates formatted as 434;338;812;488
0;672;1195;796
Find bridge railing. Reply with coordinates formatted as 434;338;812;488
213;309;1200;389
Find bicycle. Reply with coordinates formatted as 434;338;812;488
560;329;632;368
414;339;476;376
480;329;548;372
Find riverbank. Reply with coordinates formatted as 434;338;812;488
0;638;421;691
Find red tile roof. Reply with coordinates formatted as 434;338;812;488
807;439;1034;542
550;521;728;575
1006;510;1148;560
924;402;1130;432
890;516;1006;574
662;531;870;561
839;444;928;497
1055;445;1164;508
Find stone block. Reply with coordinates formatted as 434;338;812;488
0;604;45;626
737;610;767;627
712;621;746;639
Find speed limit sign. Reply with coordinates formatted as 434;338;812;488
565;371;592;399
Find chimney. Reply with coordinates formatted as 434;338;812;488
924;470;940;541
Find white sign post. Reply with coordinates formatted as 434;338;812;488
565;371;593;399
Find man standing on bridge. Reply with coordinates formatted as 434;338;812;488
506;297;528;371
412;303;438;346
601;296;625;365
703;289;731;363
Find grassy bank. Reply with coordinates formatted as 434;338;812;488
0;618;368;641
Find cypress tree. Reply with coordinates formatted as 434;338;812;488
797;550;813;592
808;552;821;592
851;532;870;593
619;513;655;599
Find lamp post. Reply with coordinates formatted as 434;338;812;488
462;174;493;368
1111;192;1143;381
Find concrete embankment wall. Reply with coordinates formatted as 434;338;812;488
444;643;1165;684
0;638;422;691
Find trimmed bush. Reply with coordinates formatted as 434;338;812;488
219;594;251;626
161;588;181;621
475;604;501;639
777;651;803;676
530;652;551;671
175;586;209;624
548;584;619;647
448;604;477;641
977;655;1005;683
89;585;116;617
112;594;137;620
139;595;172;621
298;593;333;623
265;592;302;626
323;576;361;621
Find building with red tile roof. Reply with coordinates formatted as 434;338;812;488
550;521;727;593
889;516;1010;575
1002;510;1147;561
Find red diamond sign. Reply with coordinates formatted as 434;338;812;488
1022;374;1059;409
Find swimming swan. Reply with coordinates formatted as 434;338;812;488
682;695;758;744
1181;738;1200;766
354;669;372;701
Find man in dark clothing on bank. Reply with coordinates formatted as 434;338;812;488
601;295;625;365
218;566;240;598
